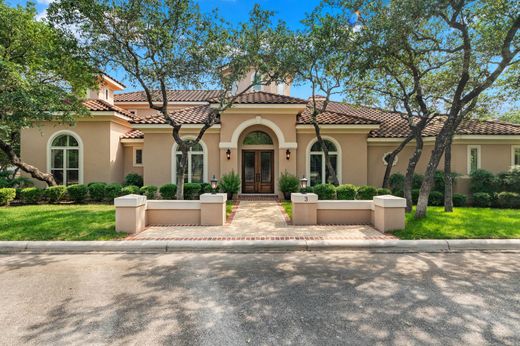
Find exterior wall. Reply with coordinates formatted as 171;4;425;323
233;70;292;96
123;145;144;177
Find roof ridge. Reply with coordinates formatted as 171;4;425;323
116;89;222;95
303;106;381;125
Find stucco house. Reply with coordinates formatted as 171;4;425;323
21;73;520;196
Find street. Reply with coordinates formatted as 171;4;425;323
0;252;518;345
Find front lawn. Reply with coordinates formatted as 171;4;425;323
281;201;292;219
0;205;122;240
395;207;520;239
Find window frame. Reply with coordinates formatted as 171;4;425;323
47;130;83;185
133;147;143;167
467;145;481;175
306;136;342;186
512;145;520;168
171;138;208;184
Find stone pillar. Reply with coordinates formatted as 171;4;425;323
291;193;318;225
114;194;147;234
373;195;406;232
200;193;227;226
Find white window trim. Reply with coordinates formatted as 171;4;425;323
382;152;398;166
46;130;84;185
512;145;520;168
467;145;481;175
171;137;208;184
133;147;143;167
305;136;342;185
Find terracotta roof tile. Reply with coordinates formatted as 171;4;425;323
121;129;144;139
221;91;307;104
114;90;223;103
83;99;135;118
298;106;380;125
130;105;218;125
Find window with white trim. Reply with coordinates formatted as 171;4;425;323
175;142;205;183
513;146;520;167
134;148;143;166
309;139;339;186
49;134;81;185
467;145;481;174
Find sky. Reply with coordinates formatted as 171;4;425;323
7;0;324;100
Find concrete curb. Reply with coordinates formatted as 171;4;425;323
0;239;519;253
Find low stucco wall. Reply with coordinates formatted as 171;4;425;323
316;201;373;225
146;201;201;225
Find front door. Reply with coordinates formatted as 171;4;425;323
242;150;274;193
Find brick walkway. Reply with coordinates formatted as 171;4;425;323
127;201;397;241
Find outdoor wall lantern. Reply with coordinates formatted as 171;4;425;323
210;175;218;194
300;176;308;193
226;148;231;160
286;149;291;160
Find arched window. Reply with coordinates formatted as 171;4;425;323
243;131;273;145
251;72;261;92
172;140;207;183
48;132;82;185
307;138;341;186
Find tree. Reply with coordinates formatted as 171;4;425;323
333;0;519;217
50;0;294;199
500;109;520;124
0;1;96;186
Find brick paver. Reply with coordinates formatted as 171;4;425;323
127;201;396;240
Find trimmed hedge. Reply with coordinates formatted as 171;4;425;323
313;184;336;200
377;188;392;195
496;192;520;209
104;183;123;201
88;183;106;202
472;192;492;207
0;188;16;206
140;185;158;199
453;193;467;207
124;173;143;187
67;184;88;203
470;169;497;194
44;186;67;203
184;183;201;200
279;172;300;195
159;184;177;199
336;184;357;200
20;187;42;204
121;185;140;195
356;185;377;200
428;191;444;206
200;183;212;194
299;186;314;194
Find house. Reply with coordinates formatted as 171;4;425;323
20;73;520;196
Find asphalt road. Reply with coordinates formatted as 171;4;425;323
0;252;518;345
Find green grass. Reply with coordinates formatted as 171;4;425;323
281;201;292;219
395;207;520;239
0;204;123;241
226;201;234;219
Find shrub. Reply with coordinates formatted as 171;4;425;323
279;171;299;195
159;184;177;199
411;189;420;204
20;187;42;204
200;183;212;194
124;173;143;187
356;185;378;200
0;188;16;206
428;191;444;206
470;169;497;194
433;171;445;193
0;172;33;189
392;189;404;197
104;183;123;201
121;185;140;195
44;186;67;203
313;184;336;200
496;192;520;209
389;173;404;194
472;192;492;208
88;182;106;202
67;184;88;203
377;188;392;195
184;183;202;200
412;174;424;189
140;185;158;199
336;184;357;200
219;171;241;195
453;193;467;207
299;186;314;194
496;168;520;193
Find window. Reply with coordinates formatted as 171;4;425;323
467;145;481;174
172;140;207;183
307;138;341;186
251;72;261;92
243;131;273;145
105;89;109;100
383;152;398;166
48;132;82;185
277;83;285;95
134;148;143;166
513;146;520;167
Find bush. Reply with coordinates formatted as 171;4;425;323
184;183;201;200
0;188;16;206
124;173;143;187
299;186;314;194
104;183;123;201
279;171;300;195
496;168;520;193
411;189;420;204
470;169;497;194
313;184;336;200
389;173;405;194
496;192;520;209
377;188;392;195
472;192;492;208
356;185;378;200
428;191;444;206
453;193;467;207
140;185;158;199
392;189;404;197
433;171;445;193
159;184;177;199
67;184;88;203
121;185;140;195
20;187;42;204
88;182;106;202
200;183;212;194
44;186;67;203
0;172;33;189
219;171;241;195
336;184;357;200
412;174;424;189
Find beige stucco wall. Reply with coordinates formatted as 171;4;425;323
122;145;144;178
233;70;292;96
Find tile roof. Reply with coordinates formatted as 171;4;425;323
130;105;218;125
83;99;134;118
218;91;307;104
121;129;144;139
114;90;223;103
298;106;381;125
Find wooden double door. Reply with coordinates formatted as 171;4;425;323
242;150;274;193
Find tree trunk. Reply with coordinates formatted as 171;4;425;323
175;147;189;200
444;137;454;212
403;135;423;212
0;137;57;186
382;134;414;188
312;121;339;185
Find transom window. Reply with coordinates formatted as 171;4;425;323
513;146;520;167
49;133;81;185
468;145;481;174
174;141;206;183
308;139;340;186
243;131;273;145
